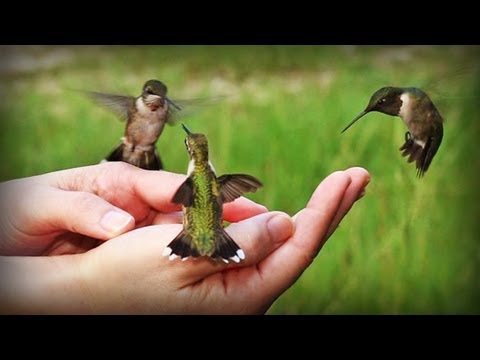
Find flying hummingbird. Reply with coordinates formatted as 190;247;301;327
86;79;181;170
162;124;263;263
341;87;444;177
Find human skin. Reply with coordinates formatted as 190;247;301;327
0;162;369;314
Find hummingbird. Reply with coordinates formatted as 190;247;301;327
87;79;181;170
162;124;263;263
341;86;444;177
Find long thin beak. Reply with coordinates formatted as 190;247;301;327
182;123;193;135
341;110;369;134
166;96;181;111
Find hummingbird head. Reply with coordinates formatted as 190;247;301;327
341;86;404;133
182;124;209;162
141;79;180;111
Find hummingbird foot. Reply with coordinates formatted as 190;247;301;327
405;131;412;142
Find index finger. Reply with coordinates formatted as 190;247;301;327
44;162;267;219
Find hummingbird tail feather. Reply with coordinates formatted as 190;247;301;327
211;229;245;264
105;143;126;162
164;230;200;260
104;143;163;170
399;133;439;178
142;148;163;170
400;137;427;176
163;229;245;264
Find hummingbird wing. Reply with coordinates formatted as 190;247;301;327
217;174;263;203
165;96;227;125
85;91;135;121
171;177;194;206
418;123;443;177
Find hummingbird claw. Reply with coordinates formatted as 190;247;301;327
181;256;189;262
169;253;178;261
221;258;229;264
230;255;240;263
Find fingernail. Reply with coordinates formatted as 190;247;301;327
267;213;294;245
100;210;134;236
357;176;371;201
235;197;269;212
357;188;366;200
364;175;371;186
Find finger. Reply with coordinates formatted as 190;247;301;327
223;197;268;222
42;162;267;221
145;197;267;227
133;169;266;216
24;185;135;241
258;171;352;296
324;167;370;239
152;211;183;225
144;199;268;227
148;212;294;284
42;234;102;255
42;162;185;215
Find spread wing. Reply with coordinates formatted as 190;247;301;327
217;174;263;203
85;91;135;122
166;96;228;125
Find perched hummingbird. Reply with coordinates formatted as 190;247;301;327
163;124;263;263
87;79;181;170
341;87;444;177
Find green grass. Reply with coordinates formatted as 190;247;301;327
1;45;479;313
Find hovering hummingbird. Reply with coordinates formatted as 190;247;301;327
341;86;444;177
163;124;263;263
86;79;182;170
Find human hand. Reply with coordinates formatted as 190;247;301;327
0;162;266;256
0;166;369;314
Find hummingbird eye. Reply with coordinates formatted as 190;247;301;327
145;88;153;95
378;98;386;104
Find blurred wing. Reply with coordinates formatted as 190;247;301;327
218;174;263;203
418;66;480;118
166;96;228;125
86;91;135;121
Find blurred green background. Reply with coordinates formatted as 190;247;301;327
0;45;479;314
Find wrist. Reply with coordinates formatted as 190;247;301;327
0;254;89;314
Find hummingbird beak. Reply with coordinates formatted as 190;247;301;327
182;123;193;135
165;96;182;111
341;110;369;134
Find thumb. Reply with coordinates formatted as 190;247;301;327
16;185;135;241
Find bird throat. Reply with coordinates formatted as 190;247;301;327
399;92;412;122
